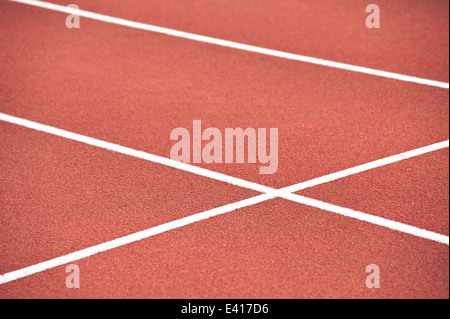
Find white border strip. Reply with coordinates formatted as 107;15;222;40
9;0;450;89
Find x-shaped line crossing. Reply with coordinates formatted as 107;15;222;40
0;112;448;285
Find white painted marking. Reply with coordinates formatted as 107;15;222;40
279;192;450;245
0;112;448;285
0;112;272;194
0;193;276;285
282;140;450;193
8;0;450;89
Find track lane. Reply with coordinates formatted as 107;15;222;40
0;0;448;299
0;1;448;189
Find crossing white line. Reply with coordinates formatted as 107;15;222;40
282;140;450;193
278;192;449;245
0;112;448;285
0;194;276;285
0;112;273;194
2;111;448;207
1;185;448;285
8;0;450;89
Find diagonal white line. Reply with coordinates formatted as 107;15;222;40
0;193;277;285
1;112;448;237
0;112;448;285
282;140;450;193
1;112;448;198
278;192;449;245
0;188;448;285
8;0;450;89
1;188;447;285
0;112;273;194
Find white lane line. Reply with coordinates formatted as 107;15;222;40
0;112;273;194
282;140;450;193
0;193;276;285
279;192;450;245
9;0;450;89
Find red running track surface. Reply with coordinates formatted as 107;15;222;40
0;0;448;298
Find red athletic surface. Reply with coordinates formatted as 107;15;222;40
0;0;448;298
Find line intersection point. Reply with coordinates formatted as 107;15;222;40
0;112;448;285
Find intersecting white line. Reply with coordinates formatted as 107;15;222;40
282;140;450;193
0;112;448;285
0;193;276;285
278;192;449;246
8;0;450;89
0;113;274;194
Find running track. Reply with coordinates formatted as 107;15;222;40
0;0;448;299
